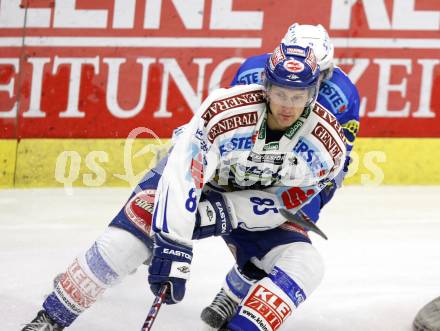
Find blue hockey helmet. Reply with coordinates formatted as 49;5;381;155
265;44;320;89
264;44;320;108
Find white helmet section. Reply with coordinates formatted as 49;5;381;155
281;23;334;71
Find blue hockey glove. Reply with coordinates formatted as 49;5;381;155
193;190;238;239
148;233;193;304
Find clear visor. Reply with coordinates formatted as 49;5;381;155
267;84;317;108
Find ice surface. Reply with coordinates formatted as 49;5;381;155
1;186;440;331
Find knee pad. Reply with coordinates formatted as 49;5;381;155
273;242;324;297
227;244;324;331
95;226;152;279
45;227;152;326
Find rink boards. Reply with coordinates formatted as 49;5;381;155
1;138;440;188
1;2;440;188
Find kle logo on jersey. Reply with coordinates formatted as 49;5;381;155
242;285;292;331
124;189;156;235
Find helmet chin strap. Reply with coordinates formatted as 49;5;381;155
266;101;273;115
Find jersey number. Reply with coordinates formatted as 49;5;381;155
250;197;279;215
185;188;197;212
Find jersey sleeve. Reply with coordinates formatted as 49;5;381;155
152;85;265;245
334;79;361;189
340;83;360;154
151;90;224;246
230;54;268;87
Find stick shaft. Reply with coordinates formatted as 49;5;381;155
141;284;169;331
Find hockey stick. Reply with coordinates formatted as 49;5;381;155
141;283;169;331
279;209;328;240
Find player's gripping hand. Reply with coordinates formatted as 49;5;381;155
193;190;238;239
148;233;193;304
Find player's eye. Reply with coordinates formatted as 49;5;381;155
276;92;286;99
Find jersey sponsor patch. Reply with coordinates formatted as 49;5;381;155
124;189;156;235
313;103;345;141
281;186;315;210
312;122;343;166
231;162;282;185
263;141;279;151
284;119;304;139
319;80;349;115
247;151;285;165
241;284;292;331
202;91;264;126
208;112;258;143
236;68;265;85
219;134;253;156
293;137;328;177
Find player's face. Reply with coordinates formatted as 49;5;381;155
267;85;312;131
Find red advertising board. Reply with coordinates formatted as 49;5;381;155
0;0;439;139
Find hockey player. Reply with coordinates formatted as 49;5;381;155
231;23;360;220
22;44;346;331
201;23;360;330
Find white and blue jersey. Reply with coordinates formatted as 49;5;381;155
231;54;360;222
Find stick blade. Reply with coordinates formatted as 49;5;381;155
279;209;328;240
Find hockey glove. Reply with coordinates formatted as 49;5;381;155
193;190;238;239
148;233;193;304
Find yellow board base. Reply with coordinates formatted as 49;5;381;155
0;139;17;188
0;138;439;188
344;138;440;185
14;138;171;188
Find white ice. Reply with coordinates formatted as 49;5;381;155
1;186;440;331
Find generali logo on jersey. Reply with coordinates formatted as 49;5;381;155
0;0;439;138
